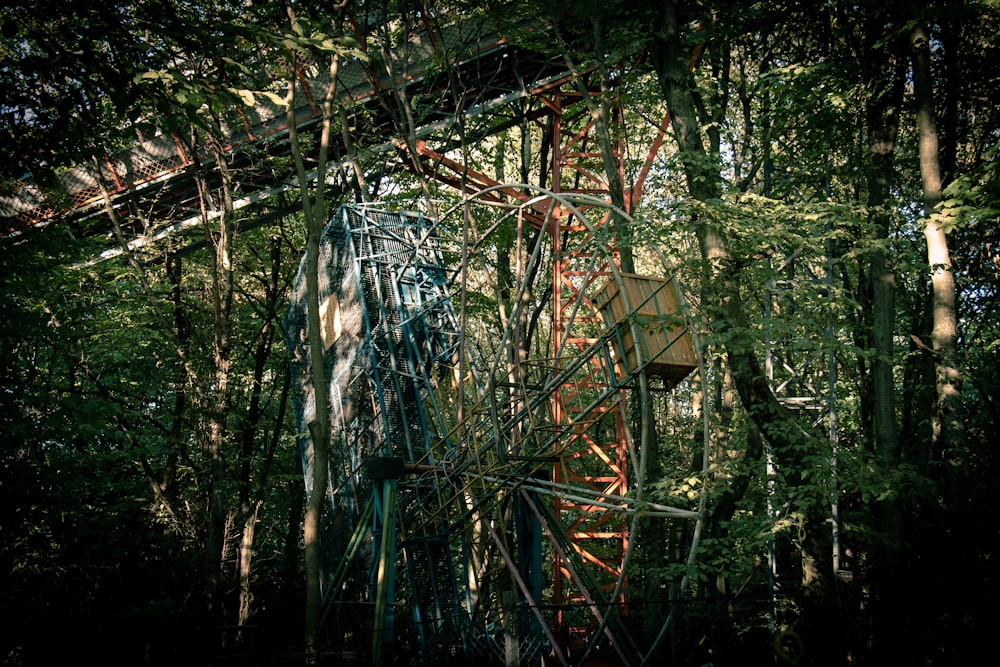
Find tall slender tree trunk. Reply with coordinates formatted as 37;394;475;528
197;132;236;637
699;361;763;665
237;509;258;628
284;4;346;661
910;21;966;505
909;20;974;663
289;89;332;666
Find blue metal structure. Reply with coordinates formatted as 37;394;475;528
287;203;472;663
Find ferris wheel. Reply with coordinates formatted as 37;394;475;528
286;191;699;666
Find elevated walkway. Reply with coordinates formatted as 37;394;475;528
0;15;568;247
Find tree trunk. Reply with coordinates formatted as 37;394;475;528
550;14;634;270
237;507;259;630
196;131;236;633
910;21;966;506
284;4;344;660
701;361;763;664
910;17;974;664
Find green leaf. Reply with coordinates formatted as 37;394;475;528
258;91;287;106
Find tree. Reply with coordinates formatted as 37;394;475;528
910;12;966;505
639;1;841;662
279;2;363;661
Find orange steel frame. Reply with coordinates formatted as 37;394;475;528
547;86;627;646
527;85;671;656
